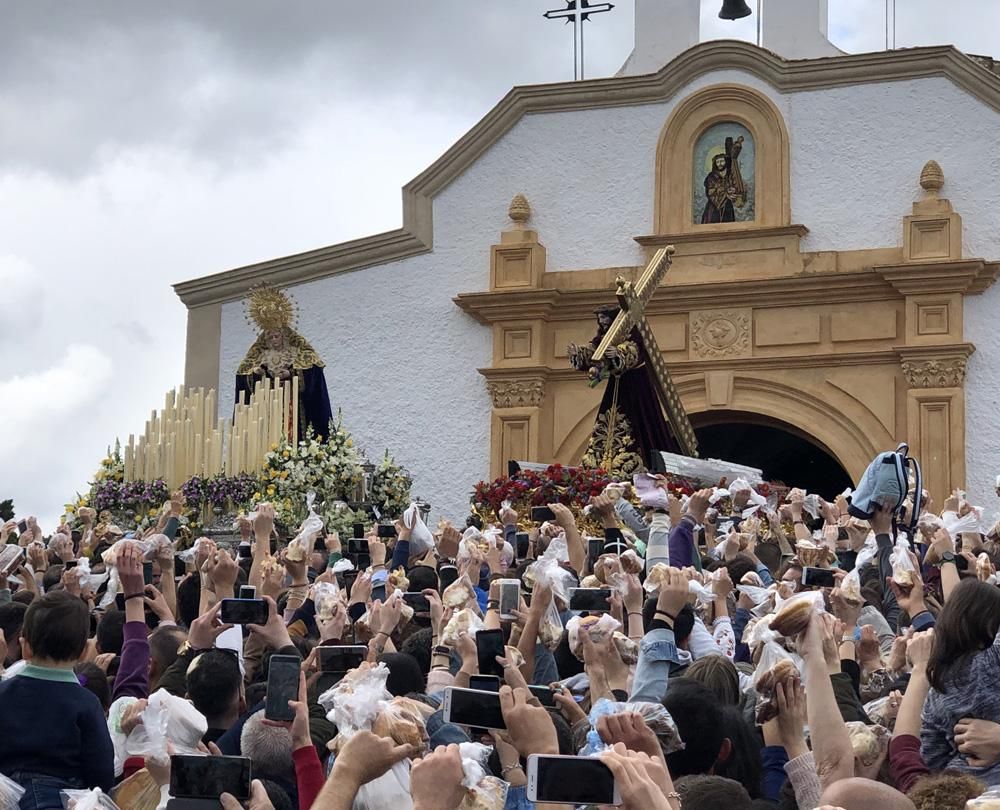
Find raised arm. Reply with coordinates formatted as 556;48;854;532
799;612;854;789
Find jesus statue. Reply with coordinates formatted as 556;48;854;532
568;304;681;477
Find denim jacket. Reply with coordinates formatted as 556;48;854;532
629;627;682;704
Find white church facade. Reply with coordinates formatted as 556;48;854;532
175;0;1000;520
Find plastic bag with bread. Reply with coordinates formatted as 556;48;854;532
888;535;916;589
441;608;485;647
457;742;509;810
752;644;801;725
770;591;826;639
442;575;478;610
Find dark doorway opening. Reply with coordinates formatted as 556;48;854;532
692;412;852;498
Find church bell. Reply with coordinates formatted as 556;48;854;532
718;0;753;20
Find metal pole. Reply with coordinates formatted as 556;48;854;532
885;0;889;51
573;16;579;80
580;16;585;80
756;0;761;46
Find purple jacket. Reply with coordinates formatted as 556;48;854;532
113;620;150;701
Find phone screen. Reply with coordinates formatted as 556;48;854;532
439;565;459;590
220;598;269;626
376;524;397;538
265;655;301;722
353;522;366;540
239;585;257;600
469;674;502;692
588;538;603;571
0;546;24;576
802;567;837;589
444;687;506;730
569;588;612;612
498;580;520;618
238;543;253;559
142;561;153;586
530;506;556;523
401;592;430;613
64;559;78;570
476;628;506;678
16;520;28;534
170;754;251;800
318;645;367;674
529;755;616;805
515;532;530;560
528;685;557;708
174;556;187;579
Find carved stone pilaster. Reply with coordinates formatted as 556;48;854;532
487;378;545;408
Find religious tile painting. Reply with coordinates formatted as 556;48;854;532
692;121;755;225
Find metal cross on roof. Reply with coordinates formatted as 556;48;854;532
543;0;615;81
590;246;700;457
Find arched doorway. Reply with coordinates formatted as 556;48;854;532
692;411;852;498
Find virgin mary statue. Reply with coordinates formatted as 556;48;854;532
235;285;333;441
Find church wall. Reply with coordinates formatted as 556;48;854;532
965;286;1000;510
218;67;999;516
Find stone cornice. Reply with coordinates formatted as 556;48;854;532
634;224;809;247
876;260;1000;296
174;42;1000;308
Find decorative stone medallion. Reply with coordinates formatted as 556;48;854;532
690;309;752;359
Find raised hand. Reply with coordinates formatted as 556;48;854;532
499;685;557;757
410;744;467;810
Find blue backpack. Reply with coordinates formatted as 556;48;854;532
848;443;922;538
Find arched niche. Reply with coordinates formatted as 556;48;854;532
654;83;790;234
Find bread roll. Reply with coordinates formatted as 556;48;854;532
771;597;814;638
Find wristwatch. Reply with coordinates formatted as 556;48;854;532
939;551;957;566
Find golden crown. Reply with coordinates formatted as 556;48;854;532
245;284;296;331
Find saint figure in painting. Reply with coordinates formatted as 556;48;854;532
701;134;747;224
236;285;333;441
567;305;680;477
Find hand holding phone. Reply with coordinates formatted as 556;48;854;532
801;566;837;589
476;628;505;679
526;755;621;805
170;755;252;800
530;506;556;524
220;598;269;626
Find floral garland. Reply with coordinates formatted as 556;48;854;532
369;450;413;519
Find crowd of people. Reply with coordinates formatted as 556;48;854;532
2;466;1000;810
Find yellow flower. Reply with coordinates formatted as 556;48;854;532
271;443;278;451
345;439;353;448
253;491;262;500
280;471;289;480
267;485;276;495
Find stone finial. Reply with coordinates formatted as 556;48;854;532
920;160;944;196
508;193;531;227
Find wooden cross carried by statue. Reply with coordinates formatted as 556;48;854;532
590;246;700;457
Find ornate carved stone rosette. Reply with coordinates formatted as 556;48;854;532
690;309;752;359
487;379;544;408
901;357;967;388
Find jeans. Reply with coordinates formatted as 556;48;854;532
10;772;83;810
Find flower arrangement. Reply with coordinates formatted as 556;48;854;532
369;450;413;519
206;473;259;509
259;415;364;533
472;464;699;521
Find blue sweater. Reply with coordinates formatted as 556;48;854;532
0;665;114;791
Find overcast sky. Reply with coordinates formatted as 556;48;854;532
1;0;997;528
